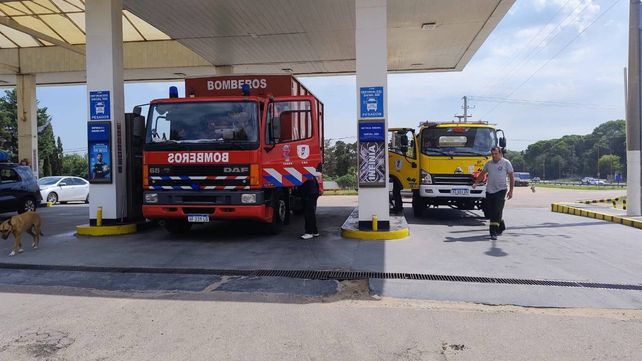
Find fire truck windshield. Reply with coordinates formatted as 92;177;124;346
421;127;496;156
146;101;259;149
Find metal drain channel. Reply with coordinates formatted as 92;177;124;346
1;263;641;291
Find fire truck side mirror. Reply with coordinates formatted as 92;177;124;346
133;106;142;116
499;137;506;148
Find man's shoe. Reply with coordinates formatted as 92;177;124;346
300;234;314;240
490;234;497;240
497;231;503;236
313;233;320;237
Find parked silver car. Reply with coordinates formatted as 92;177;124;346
38;176;89;204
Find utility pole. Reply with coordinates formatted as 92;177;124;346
455;96;474;122
626;0;641;216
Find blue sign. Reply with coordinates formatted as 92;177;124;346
360;86;384;118
87;122;112;184
359;121;385;142
90;91;111;120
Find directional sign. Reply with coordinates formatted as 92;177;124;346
90;90;111;120
360;86;384;118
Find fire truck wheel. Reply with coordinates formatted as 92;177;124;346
164;219;192;234
267;198;287;234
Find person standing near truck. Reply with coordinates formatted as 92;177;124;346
299;173;320;240
473;146;514;240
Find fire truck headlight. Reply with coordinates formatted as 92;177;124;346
145;193;159;204
241;194;257;204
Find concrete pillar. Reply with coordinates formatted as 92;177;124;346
85;0;127;222
356;0;389;229
627;0;641;216
16;74;38;177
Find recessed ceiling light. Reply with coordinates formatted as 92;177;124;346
421;22;437;30
281;68;293;72
248;33;258;38
173;72;187;77
410;63;423;67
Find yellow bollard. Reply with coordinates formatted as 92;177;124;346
372;215;378;231
96;206;103;227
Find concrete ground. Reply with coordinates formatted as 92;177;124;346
1;187;641;360
0;289;640;361
0;187;640;309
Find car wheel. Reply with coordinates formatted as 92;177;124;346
18;197;37;214
46;192;58;204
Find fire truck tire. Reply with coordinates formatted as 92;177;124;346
164;219;192;234
267;197;288;234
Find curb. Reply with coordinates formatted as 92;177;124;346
551;203;642;230
340;208;410;240
341;227;410;240
76;223;138;236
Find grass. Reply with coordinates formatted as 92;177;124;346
534;183;626;191
322;189;358;196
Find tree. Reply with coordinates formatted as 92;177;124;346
0;90;60;176
0;90;18;158
598;154;622;180
61;153;89;179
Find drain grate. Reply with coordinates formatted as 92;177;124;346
1;263;641;291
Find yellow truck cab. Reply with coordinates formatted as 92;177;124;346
388;122;505;217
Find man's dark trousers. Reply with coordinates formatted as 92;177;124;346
303;195;319;234
486;189;507;236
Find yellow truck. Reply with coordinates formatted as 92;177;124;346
388;121;506;217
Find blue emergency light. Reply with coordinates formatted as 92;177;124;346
169;86;179;98
241;83;251;96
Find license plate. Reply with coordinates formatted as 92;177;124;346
187;214;210;223
452;188;469;195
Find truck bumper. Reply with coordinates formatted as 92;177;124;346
419;185;486;199
142;190;272;222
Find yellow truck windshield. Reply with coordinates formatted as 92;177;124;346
421;127;496;156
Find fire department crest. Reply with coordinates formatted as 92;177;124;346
297;144;310;159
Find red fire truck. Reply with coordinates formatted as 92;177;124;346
141;75;324;233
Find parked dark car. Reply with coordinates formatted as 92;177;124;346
0;163;42;214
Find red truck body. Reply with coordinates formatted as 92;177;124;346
142;75;324;233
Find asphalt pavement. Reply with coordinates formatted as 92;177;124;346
0;188;640;309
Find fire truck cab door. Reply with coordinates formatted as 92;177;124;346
388;128;418;190
262;96;321;188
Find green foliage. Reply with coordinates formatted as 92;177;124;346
0;89;63;176
335;167;357;189
0;90;18;158
61;154;88;179
522;120;626;179
323;140;357;179
598;154;622;178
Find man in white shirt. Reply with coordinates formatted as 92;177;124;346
473;146;514;240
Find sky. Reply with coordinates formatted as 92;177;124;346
27;0;629;154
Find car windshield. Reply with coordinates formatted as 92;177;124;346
38;177;63;185
421;127;496;156
146;101;259;149
516;173;530;180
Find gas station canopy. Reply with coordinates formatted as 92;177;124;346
0;0;513;85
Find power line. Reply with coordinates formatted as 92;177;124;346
470;95;618;110
482;0;589;96
481;0;623;119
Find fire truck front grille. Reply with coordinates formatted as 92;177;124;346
432;174;474;186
